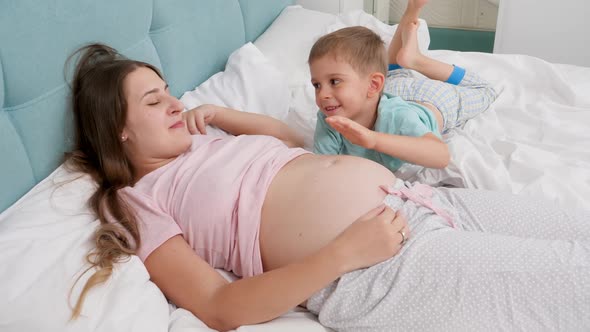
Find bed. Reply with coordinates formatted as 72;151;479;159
1;1;589;331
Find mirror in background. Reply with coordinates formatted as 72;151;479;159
368;0;498;52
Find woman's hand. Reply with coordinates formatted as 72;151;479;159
183;104;219;134
326;116;377;149
330;204;409;272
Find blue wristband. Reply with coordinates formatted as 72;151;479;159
388;64;402;71
446;65;466;85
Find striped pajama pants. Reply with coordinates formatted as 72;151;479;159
383;68;497;133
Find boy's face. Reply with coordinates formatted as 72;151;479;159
310;55;375;122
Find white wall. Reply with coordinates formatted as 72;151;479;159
494;0;590;67
371;0;390;23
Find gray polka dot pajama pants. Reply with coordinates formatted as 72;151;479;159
307;184;590;331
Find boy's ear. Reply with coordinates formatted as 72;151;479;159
367;72;385;98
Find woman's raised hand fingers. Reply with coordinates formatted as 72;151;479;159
184;112;199;134
195;113;207;134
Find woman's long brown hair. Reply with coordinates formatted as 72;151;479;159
65;43;163;318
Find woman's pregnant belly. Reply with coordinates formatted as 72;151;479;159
259;153;397;271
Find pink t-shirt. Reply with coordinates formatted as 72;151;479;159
119;135;309;277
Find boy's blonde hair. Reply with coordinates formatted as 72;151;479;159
309;26;387;77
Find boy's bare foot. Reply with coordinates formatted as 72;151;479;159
396;21;423;69
389;0;428;66
409;0;429;11
401;0;428;24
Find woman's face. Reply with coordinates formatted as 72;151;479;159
121;67;192;170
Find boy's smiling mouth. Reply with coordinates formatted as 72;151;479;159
324;105;341;114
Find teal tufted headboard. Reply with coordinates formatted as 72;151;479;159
0;0;294;212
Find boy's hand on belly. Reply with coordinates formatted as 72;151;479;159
329;204;409;273
326;116;377;149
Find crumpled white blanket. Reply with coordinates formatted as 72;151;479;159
394;50;590;212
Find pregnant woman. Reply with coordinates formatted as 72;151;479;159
67;43;590;331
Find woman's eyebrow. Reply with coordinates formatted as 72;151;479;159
140;84;169;100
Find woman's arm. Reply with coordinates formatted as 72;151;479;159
146;235;344;331
145;205;406;331
326;116;450;169
183;104;304;148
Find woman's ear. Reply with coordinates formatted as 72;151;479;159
367;72;385;98
121;128;129;142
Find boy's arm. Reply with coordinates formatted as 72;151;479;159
373;132;450;169
326;115;449;169
184;104;304;148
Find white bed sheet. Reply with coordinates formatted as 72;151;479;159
398;50;590;212
169;306;330;332
0;167;170;332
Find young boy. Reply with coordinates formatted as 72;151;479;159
310;0;497;171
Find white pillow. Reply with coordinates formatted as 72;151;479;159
253;5;344;87
0;166;169;331
254;5;430;87
180;42;290;137
254;5;431;150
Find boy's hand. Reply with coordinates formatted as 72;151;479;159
183;104;218;134
326;116;377;149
